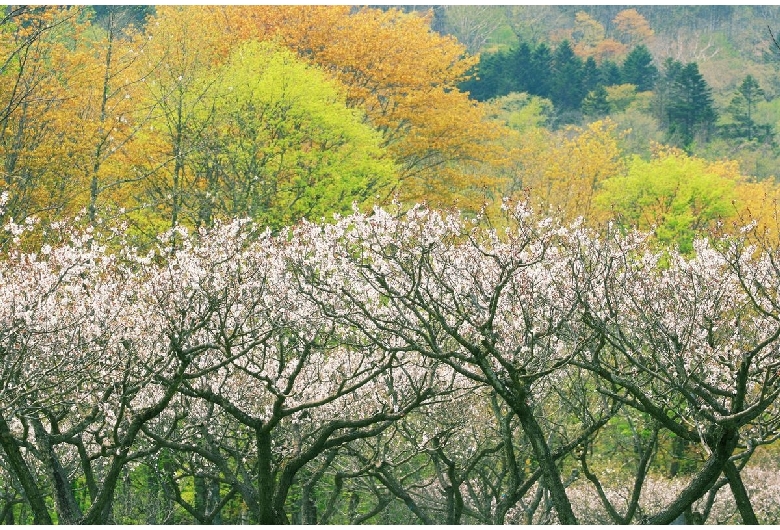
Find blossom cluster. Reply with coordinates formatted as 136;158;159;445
0;202;779;524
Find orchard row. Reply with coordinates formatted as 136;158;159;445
1;201;779;524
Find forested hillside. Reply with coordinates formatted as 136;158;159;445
1;6;780;525
434;6;780;179
4;6;780;249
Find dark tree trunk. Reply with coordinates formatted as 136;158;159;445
31;419;82;524
210;479;223;524
194;474;207;521
723;459;758;524
256;428;280;524
510;392;577;525
648;428;738;525
0;417;53;524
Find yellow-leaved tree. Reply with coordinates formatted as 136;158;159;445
730;179;780;241
0;6;94;228
508;119;624;222
70;8;155;224
0;6;160;242
120;6;240;238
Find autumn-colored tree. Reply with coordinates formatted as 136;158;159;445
122;6;237;239
220;6;509;211
731;179;780;240
592;39;629;63
117;7;398;236
0;7;94;230
613;9;654;47
0;6;159;245
571;11;627;62
510;120;624;222
72;8;155;224
572;11;605;58
99;6;512;221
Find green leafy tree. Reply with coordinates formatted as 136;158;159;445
652;58;680;134
596;148;738;253
582;85;611;118
463;50;514;101
550;40;584;113
600;59;623;86
529;42;553;99
510;42;533;86
194;41;396;229
582;56;601;93
488;92;553;133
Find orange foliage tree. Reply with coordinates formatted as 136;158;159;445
572;11;627;62
0;7;92;227
73;9;155;224
0;7;154;234
219;6;509;211
613;9;654;47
